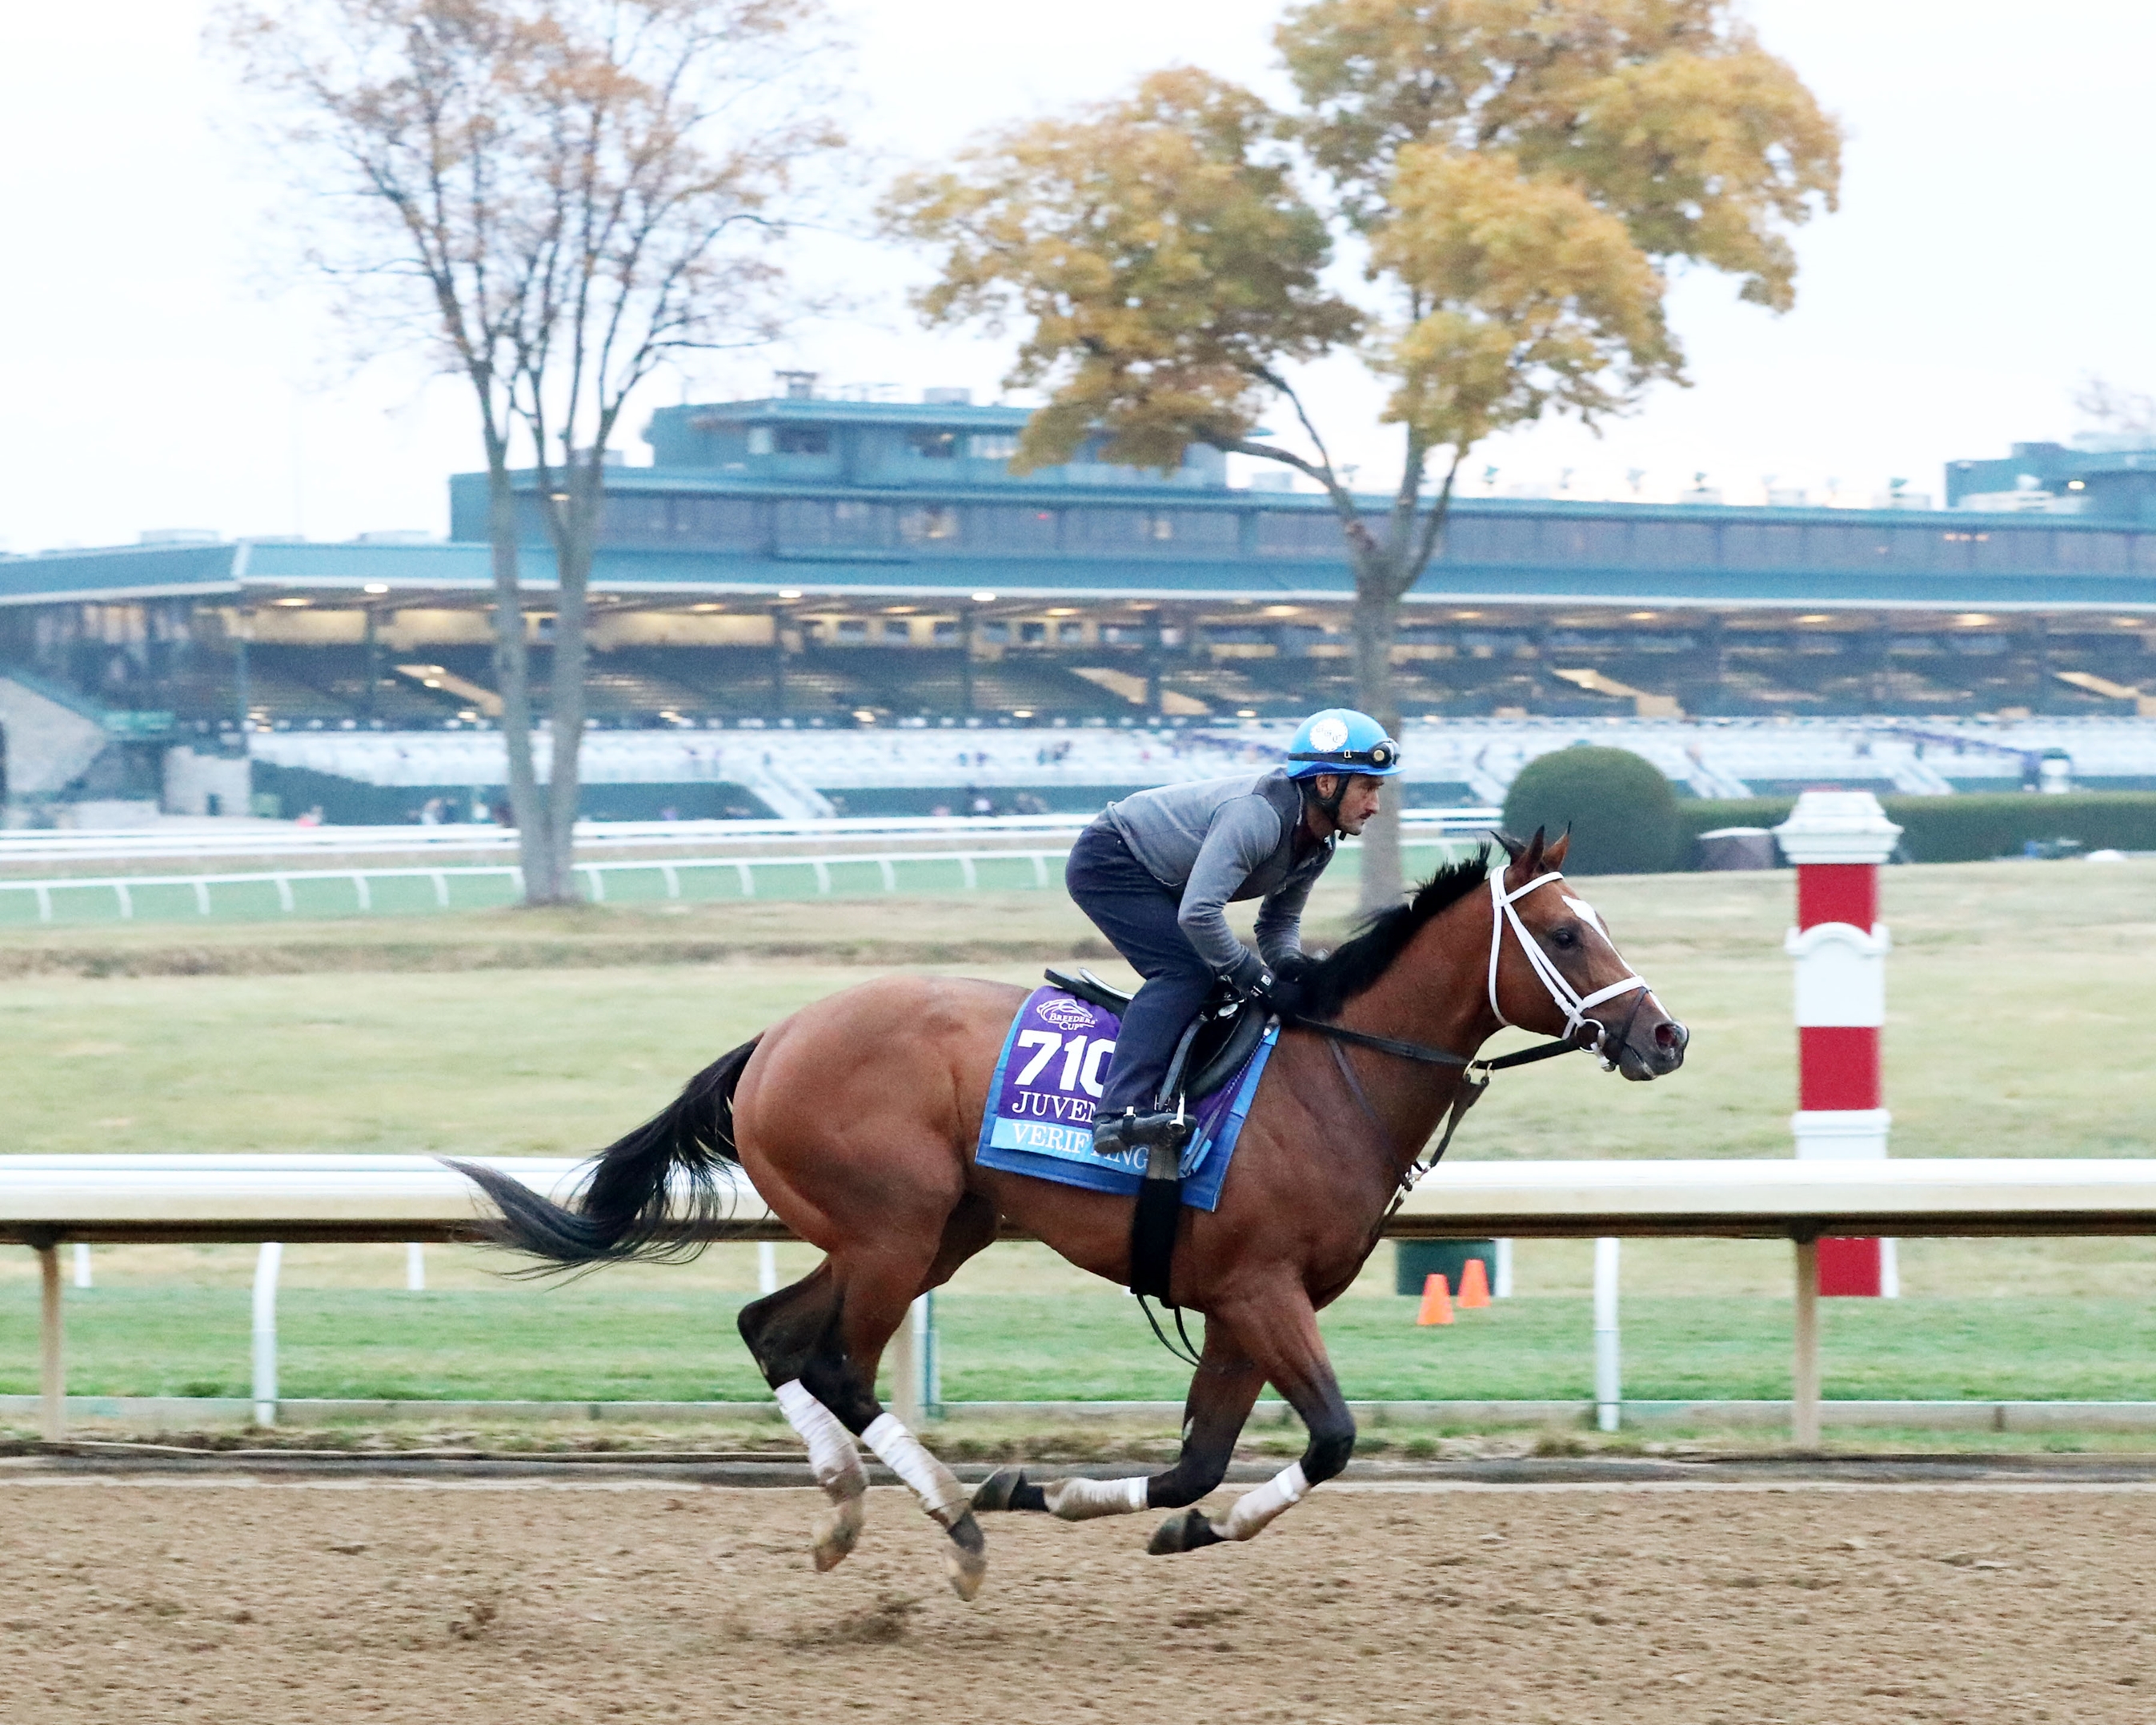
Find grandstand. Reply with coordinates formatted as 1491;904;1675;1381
8;383;2156;820
230;714;2156;824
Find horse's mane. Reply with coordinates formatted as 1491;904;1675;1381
1295;847;1492;1018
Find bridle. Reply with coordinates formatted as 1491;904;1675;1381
1485;869;1649;1070
1278;861;1657;1185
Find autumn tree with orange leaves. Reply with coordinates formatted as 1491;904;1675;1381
889;0;1841;908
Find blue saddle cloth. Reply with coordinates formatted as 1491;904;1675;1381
973;986;1277;1210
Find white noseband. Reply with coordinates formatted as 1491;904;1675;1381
1486;869;1649;1049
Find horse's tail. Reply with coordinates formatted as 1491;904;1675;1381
446;1036;760;1269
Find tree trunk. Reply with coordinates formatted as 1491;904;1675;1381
539;455;599;903
486;457;553;903
1351;563;1405;917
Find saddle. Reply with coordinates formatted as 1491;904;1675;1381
1044;966;1272;1305
1043;967;1269;1107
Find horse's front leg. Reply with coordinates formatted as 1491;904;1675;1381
1146;1281;1353;1554
972;1314;1264;1526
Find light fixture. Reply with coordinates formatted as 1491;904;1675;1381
884;604;918;615
1454;609;1483;620
2117;617;2144;627
1797;613;1833;624
1953;612;1994;627
691;603;723;612
777;588;803;600
271;596;310;607
852;708;877;723
1627;611;1657;620
2069;479;2087;491
1012;708;1034;719
1237;708;1258;718
363;583;390;596
1046;607;1077;617
548;491;571;502
971;592;996;603
1262;605;1300;617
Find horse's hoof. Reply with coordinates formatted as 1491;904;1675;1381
1147;1507;1223;1556
973;1466;1024;1512
975;1466;1049;1514
944;1540;988;1602
812;1492;865;1572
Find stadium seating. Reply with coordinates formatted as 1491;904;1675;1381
245;713;2156;821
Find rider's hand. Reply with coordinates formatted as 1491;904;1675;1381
1232;951;1305;1019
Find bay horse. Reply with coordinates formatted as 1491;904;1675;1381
454;828;1687;1599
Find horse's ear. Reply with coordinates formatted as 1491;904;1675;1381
1544;828;1571;871
1521;825;1548;875
1493;830;1525;862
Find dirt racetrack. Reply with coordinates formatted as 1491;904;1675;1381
2;1475;2151;1723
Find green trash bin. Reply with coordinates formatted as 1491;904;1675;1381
1395;1239;1496;1298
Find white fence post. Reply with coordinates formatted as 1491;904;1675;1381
71;1243;91;1290
1592;1238;1621;1433
252;1242;283;1426
405;1242;426;1292
756;1241;778;1294
1793;1238;1821;1448
1493;1238;1514;1299
38;1245;64;1443
888;1294;936;1428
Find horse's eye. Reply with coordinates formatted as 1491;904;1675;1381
1550;925;1579;950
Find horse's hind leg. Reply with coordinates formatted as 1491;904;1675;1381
973;1314;1264;1533
739;1265;869;1572
741;1196;1000;1599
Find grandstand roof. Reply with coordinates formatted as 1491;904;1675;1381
10;495;2156;615
10;392;2156;616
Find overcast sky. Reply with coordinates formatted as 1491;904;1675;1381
2;0;2150;552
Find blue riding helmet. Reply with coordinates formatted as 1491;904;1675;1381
1285;708;1403;777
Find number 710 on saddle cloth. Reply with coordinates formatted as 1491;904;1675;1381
972;985;1278;1208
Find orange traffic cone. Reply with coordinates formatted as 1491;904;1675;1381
1458;1257;1492;1309
1417;1272;1454;1326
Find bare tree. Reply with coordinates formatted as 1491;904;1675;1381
2074;374;2156;436
217;0;844;901
503;0;841;896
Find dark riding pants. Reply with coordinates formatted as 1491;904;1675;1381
1064;823;1217;1116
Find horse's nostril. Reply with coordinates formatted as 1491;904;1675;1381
1654;1021;1681;1049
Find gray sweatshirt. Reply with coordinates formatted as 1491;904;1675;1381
1099;768;1336;984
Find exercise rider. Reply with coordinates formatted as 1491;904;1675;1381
1065;709;1403;1159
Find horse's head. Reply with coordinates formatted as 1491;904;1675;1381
1489;828;1689;1082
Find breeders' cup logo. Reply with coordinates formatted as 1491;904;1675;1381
1040;998;1098;1032
1308;716;1349;752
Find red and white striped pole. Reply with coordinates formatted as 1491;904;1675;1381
1773;790;1902;1298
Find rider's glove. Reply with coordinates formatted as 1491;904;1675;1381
1224;947;1268;994
1227;949;1303;1018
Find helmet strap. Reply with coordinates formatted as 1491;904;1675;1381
1306;773;1350;833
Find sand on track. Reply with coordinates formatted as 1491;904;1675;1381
1;1478;2150;1724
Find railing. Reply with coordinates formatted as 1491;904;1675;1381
7;1154;2156;1446
0;807;1501;866
0;832;1487;924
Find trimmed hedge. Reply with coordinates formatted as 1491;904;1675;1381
1673;791;2156;865
1502;745;1683;874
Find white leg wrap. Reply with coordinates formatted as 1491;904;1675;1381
1216;1462;1309;1542
1042;1474;1151;1521
863;1412;972;1524
775;1380;865;1495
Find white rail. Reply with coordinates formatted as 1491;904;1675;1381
8;1155;2156;1444
0;807;1501;865
0;835;1485;925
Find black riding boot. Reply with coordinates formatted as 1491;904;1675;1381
1091;1109;1191;1160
